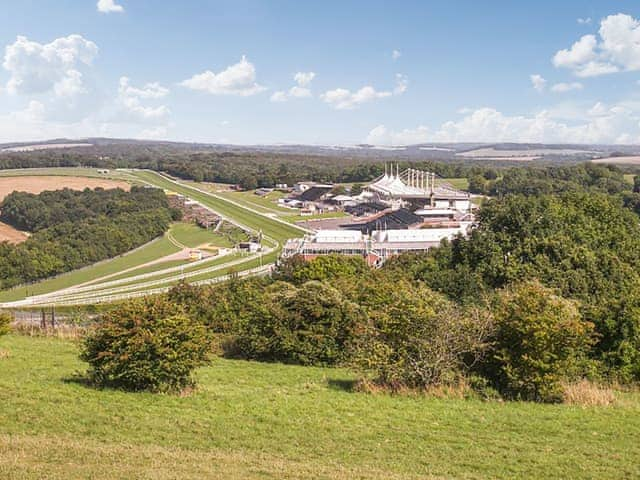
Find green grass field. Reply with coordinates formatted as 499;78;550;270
0;167;138;183
0;236;180;303
439;177;470;190
130;171;306;244
169;222;233;248
0;335;638;479
217;190;292;214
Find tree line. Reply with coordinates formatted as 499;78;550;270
0;187;178;290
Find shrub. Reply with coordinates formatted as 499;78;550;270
80;297;210;393
231;281;364;365
0;311;11;337
351;279;493;391
486;280;595;402
274;254;369;285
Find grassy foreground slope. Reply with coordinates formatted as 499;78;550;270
1;335;639;480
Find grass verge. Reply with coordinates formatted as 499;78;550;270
0;335;639;479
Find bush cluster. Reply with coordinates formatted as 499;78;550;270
81;297;210;393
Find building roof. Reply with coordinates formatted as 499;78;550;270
299;185;334;202
354;208;423;232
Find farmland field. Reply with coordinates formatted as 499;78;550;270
593;156;640;165
0;335;638;480
0;175;130;201
0;221;27;244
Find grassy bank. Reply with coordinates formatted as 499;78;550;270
0;335;638;479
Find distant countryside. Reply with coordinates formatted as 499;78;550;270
2;2;640;479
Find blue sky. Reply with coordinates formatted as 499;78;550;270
2;1;640;144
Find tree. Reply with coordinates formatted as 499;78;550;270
0;311;11;337
274;254;369;285
486;280;594;402
351;279;493;391
232;281;364;366
350;183;364;196
634;175;640;193
80;297;210;393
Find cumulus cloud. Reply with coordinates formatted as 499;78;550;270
550;81;583;93
180;56;266;96
366;124;430;145
554;13;640;76
293;71;315;87
366;103;640;145
321;74;407;110
117;76;169;121
270;71;315;102
392;49;402;60
3;34;98;96
97;0;124;13
577;17;592;25
530;74;546;92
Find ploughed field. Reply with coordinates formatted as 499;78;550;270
0;221;27;244
0;175;131;244
0;335;639;480
0;175;130;201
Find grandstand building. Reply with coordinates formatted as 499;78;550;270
282;224;472;266
366;165;471;212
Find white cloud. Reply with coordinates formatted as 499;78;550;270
53;69;86;97
180;56;266;96
270;71;315;102
97;0;124;13
366;103;640;145
550;81;583;93
3;34;98;96
577;17;592;25
293;71;315;87
117;76;169;121
554;14;640;76
530;74;546;92
321;74;407;110
366;124;429;145
392;49;402;60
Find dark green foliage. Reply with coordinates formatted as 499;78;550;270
350;279;493;390
390;191;640;380
486;163;629;196
0;187;173;290
231;281;364;366
274;254;369;285
0;186;168;231
0;311;11;337
486;281;594;402
80;297;210;392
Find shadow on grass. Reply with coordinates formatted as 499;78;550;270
327;378;358;393
61;372;96;389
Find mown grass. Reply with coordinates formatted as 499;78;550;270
217;190;292;214
0;167;137;183
438;177;470;190
130;171;306;244
0;335;638;479
169;222;231;248
0;237;180;302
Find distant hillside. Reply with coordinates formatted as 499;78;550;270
3;138;640;163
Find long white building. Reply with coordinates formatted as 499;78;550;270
282;224;472;266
